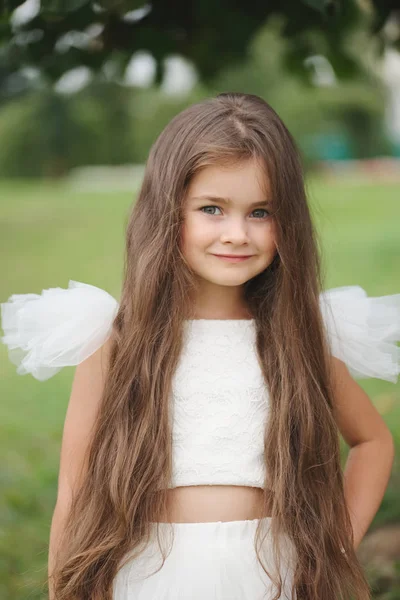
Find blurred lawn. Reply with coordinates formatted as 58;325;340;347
0;176;399;599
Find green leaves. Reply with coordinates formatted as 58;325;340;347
1;0;398;96
40;0;147;15
302;0;340;17
41;0;89;13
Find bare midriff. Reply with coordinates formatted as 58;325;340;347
160;486;273;523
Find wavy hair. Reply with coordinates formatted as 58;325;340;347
50;93;371;599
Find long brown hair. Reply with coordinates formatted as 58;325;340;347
50;93;371;599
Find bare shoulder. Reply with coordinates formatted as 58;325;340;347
55;337;114;511
329;356;394;448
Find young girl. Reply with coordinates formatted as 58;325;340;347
1;92;399;600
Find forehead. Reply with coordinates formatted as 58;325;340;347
186;158;270;199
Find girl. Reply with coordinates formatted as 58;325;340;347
1;92;399;600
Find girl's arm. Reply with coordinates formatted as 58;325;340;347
330;356;395;550
48;507;71;600
48;339;112;599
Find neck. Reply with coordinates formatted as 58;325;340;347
188;281;251;320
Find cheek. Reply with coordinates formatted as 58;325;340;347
182;215;212;249
180;218;201;257
268;228;277;251
270;222;278;251
256;222;276;252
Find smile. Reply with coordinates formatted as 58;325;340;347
212;254;253;263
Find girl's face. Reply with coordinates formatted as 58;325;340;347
181;157;277;295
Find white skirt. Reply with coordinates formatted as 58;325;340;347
112;517;297;599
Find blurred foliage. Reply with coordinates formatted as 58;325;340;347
0;16;393;178
0;0;399;98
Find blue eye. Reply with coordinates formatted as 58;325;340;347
200;206;222;216
199;206;270;219
252;209;270;219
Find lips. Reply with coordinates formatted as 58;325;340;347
212;254;253;263
214;254;253;258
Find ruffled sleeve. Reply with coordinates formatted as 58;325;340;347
0;280;119;381
319;286;400;383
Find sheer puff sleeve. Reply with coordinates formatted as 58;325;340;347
1;281;399;384
319;286;400;383
0;280;119;381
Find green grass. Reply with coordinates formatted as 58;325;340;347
0;176;399;599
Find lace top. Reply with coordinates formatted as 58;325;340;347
171;319;267;488
1;280;399;490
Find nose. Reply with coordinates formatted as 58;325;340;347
219;217;250;244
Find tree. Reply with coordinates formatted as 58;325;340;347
1;0;399;98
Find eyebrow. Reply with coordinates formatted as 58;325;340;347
189;195;272;209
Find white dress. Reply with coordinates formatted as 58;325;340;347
1;281;399;599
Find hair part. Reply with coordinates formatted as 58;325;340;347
49;92;371;600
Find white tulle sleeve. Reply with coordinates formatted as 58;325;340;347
0;280;119;381
319;286;400;383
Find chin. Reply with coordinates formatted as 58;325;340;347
206;273;255;286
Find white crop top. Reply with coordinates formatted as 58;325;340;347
1;280;399;490
171;319;267;488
